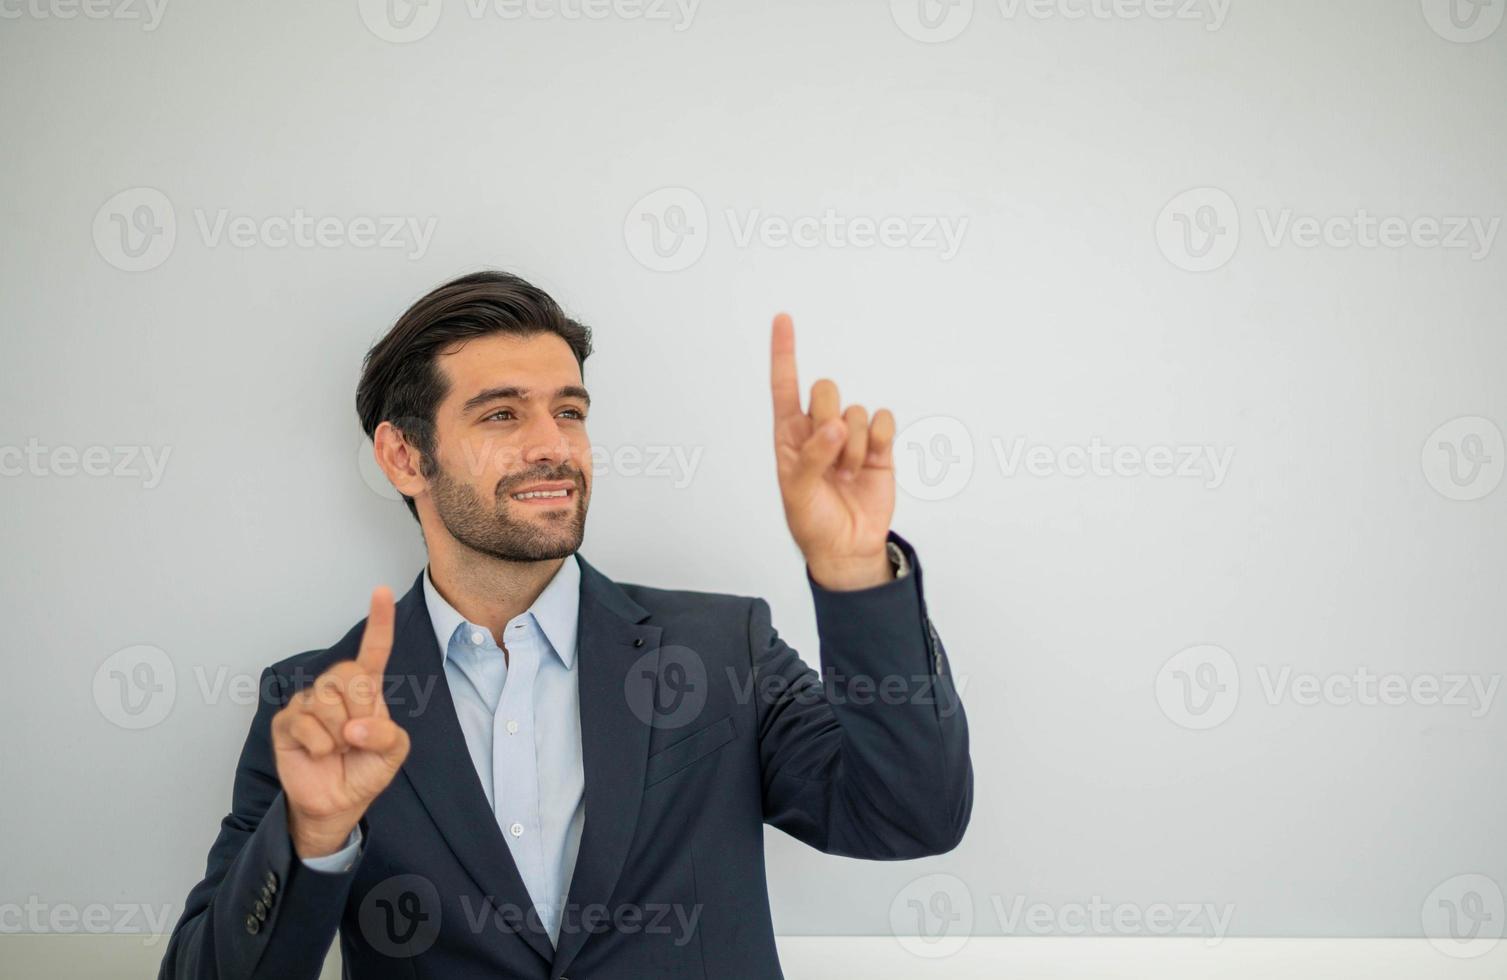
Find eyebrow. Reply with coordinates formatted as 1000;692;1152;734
460;384;592;416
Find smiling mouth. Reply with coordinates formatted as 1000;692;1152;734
509;487;575;505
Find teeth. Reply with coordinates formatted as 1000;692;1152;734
513;489;569;500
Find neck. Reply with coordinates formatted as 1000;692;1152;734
426;538;566;641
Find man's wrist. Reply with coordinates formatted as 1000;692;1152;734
806;550;894;591
300;826;363;874
287;803;359;860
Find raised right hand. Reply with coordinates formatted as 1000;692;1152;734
271;586;411;859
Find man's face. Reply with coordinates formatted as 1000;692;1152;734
419;331;592;563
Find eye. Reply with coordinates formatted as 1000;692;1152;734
484;408;515;422
560;408;586;420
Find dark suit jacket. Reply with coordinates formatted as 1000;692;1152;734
159;530;972;979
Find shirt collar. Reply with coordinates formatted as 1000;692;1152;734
422;554;581;670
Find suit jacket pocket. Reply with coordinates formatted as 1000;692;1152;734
644;714;736;787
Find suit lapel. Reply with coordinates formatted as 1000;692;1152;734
551;553;661;978
387;572;556;966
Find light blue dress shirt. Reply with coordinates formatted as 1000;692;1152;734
301;554;587;947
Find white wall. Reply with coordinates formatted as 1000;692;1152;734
1;0;1503;963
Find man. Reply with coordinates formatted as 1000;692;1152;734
159;271;972;979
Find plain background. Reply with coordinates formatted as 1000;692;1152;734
1;0;1503;946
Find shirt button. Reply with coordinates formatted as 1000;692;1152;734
506;720;520;735
470;630;485;645
510;822;524;837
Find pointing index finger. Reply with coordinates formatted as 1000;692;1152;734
356;586;395;679
770;312;802;423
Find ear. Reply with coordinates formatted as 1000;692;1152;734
373;419;428;500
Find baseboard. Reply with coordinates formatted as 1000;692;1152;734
2;935;1503;978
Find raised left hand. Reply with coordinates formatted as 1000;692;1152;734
769;313;897;590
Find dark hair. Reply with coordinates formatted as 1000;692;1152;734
356;270;594;524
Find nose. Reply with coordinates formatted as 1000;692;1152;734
519;412;572;468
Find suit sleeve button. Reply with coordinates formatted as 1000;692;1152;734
245;914;260;935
